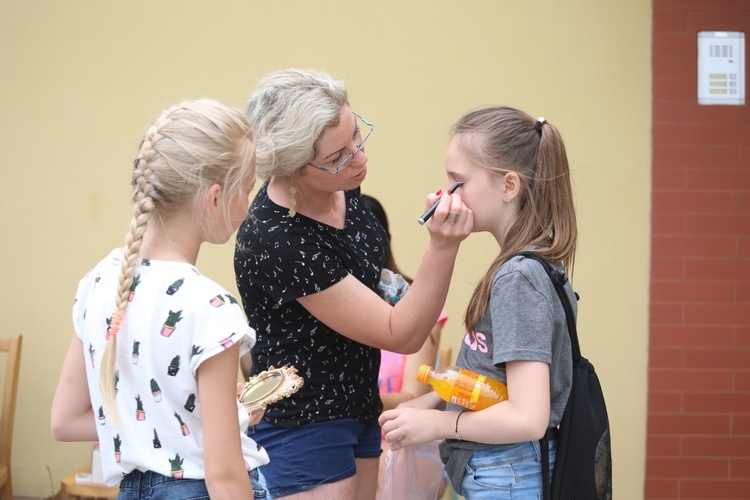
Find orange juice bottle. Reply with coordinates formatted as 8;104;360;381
417;364;508;411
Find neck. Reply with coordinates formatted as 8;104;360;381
138;213;202;265
269;176;345;225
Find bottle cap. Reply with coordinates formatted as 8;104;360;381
416;364;432;383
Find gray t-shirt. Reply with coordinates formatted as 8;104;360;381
440;254;575;493
447;254;574;426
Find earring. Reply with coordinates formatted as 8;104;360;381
503;195;509;203
288;183;297;218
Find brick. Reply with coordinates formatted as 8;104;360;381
687;123;750;146
684;303;750;325
653;236;736;258
649;413;732;434
654;121;687;144
654;33;698;56
647;435;682;455
687;169;750;191
654;55;696;79
731;458;750;478
644;478;679;499
649;391;683;412
650;369;733;391
684;392;750;413
686;11;750;32
686;258;750;280
681;479;750;499
652;280;735;302
650;347;685;368
739;192;750;212
654;77;698;100
736;326;750;347
648;456;730;478
735;370;750;391
687;214;750;236
737;282;750;302
653;169;687;190
682;436;750;457
653;213;686;235
654;11;687;32
685;347;750;370
651;302;685;324
734;415;750;434
651;325;734;347
740;147;750;168
654;192;736;213
652;257;685;279
739;238;750;258
654;145;738;168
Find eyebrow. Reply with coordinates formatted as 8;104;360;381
318;115;359;162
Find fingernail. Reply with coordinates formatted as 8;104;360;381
435;189;443;196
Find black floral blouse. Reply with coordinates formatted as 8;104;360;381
234;182;388;427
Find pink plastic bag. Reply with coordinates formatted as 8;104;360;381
377;441;444;500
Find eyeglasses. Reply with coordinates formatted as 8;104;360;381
306;112;374;175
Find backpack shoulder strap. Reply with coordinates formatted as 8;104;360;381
514;252;578;500
515;252;580;361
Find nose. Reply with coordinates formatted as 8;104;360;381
349;146;367;167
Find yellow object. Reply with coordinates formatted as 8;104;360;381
417;364;508;411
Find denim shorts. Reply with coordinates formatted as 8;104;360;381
460;438;557;500
117;468;268;500
249;418;381;498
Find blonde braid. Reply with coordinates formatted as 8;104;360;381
99;113;170;428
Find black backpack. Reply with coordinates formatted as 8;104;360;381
517;252;613;500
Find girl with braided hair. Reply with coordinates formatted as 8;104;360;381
379;106;578;499
51;99;270;499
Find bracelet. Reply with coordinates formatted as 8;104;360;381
455;410;468;441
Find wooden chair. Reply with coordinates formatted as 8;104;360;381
439;346;452;368
0;334;22;500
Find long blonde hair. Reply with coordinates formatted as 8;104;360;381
99;99;255;426
457;107;577;335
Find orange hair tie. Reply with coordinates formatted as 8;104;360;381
108;312;123;339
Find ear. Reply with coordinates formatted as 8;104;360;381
503;172;521;202
205;184;223;217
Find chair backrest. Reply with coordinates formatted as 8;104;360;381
0;334;22;499
439;346;452;369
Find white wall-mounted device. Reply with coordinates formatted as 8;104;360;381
698;31;745;105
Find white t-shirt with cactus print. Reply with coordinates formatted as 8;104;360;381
73;248;269;486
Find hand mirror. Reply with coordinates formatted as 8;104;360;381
238;365;304;414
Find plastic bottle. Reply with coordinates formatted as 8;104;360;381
417;364;508;411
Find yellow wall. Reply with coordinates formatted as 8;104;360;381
0;1;651;497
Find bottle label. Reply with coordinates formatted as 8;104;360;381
448;369;484;410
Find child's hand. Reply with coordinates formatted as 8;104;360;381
247;407;265;427
379;408;444;451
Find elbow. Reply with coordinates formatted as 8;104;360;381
528;416;551;442
50;417;70;442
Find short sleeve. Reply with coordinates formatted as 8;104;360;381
489;269;555;365
188;291;256;374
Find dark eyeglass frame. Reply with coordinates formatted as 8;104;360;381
306;112;374;175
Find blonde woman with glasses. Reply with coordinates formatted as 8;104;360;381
234;68;471;500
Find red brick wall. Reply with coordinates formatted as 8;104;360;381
650;1;750;498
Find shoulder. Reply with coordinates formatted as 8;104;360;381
490;254;563;305
494;255;551;285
